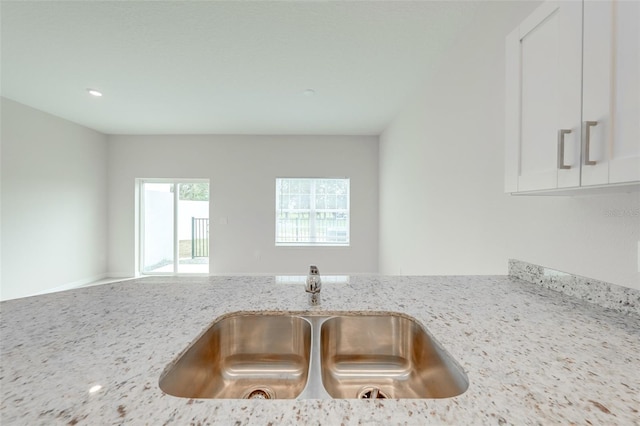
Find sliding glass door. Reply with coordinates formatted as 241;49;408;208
140;180;209;274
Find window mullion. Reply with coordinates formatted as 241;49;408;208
310;180;316;243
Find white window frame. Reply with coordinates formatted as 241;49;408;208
275;177;350;247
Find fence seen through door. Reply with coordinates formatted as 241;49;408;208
191;217;209;258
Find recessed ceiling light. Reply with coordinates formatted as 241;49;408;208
87;89;103;97
302;89;316;96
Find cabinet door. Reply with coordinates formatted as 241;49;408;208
583;0;640;185
505;1;582;193
610;0;640;184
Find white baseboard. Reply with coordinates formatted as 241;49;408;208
30;273;109;297
106;271;139;279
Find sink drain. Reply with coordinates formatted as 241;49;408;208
357;387;388;399
243;387;275;400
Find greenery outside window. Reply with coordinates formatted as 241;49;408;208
275;178;350;246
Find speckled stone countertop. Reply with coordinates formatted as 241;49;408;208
1;275;639;425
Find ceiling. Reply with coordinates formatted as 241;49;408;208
1;1;484;135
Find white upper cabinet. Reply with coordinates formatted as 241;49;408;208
505;0;640;194
505;1;582;193
582;0;640;186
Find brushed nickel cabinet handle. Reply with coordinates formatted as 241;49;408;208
584;120;598;166
557;129;572;170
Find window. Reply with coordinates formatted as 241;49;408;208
139;180;209;274
275;178;350;246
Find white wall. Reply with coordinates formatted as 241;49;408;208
0;98;109;300
379;1;640;290
108;135;378;276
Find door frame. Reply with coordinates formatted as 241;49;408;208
137;178;210;276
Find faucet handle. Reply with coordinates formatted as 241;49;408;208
306;265;321;294
309;265;319;276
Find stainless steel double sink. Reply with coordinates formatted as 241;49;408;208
159;312;468;400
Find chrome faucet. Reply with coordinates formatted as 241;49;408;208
305;265;322;306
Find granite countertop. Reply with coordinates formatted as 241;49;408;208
1;275;639;425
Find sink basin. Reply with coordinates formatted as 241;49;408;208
159;313;311;399
320;314;468;399
160;311;467;400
